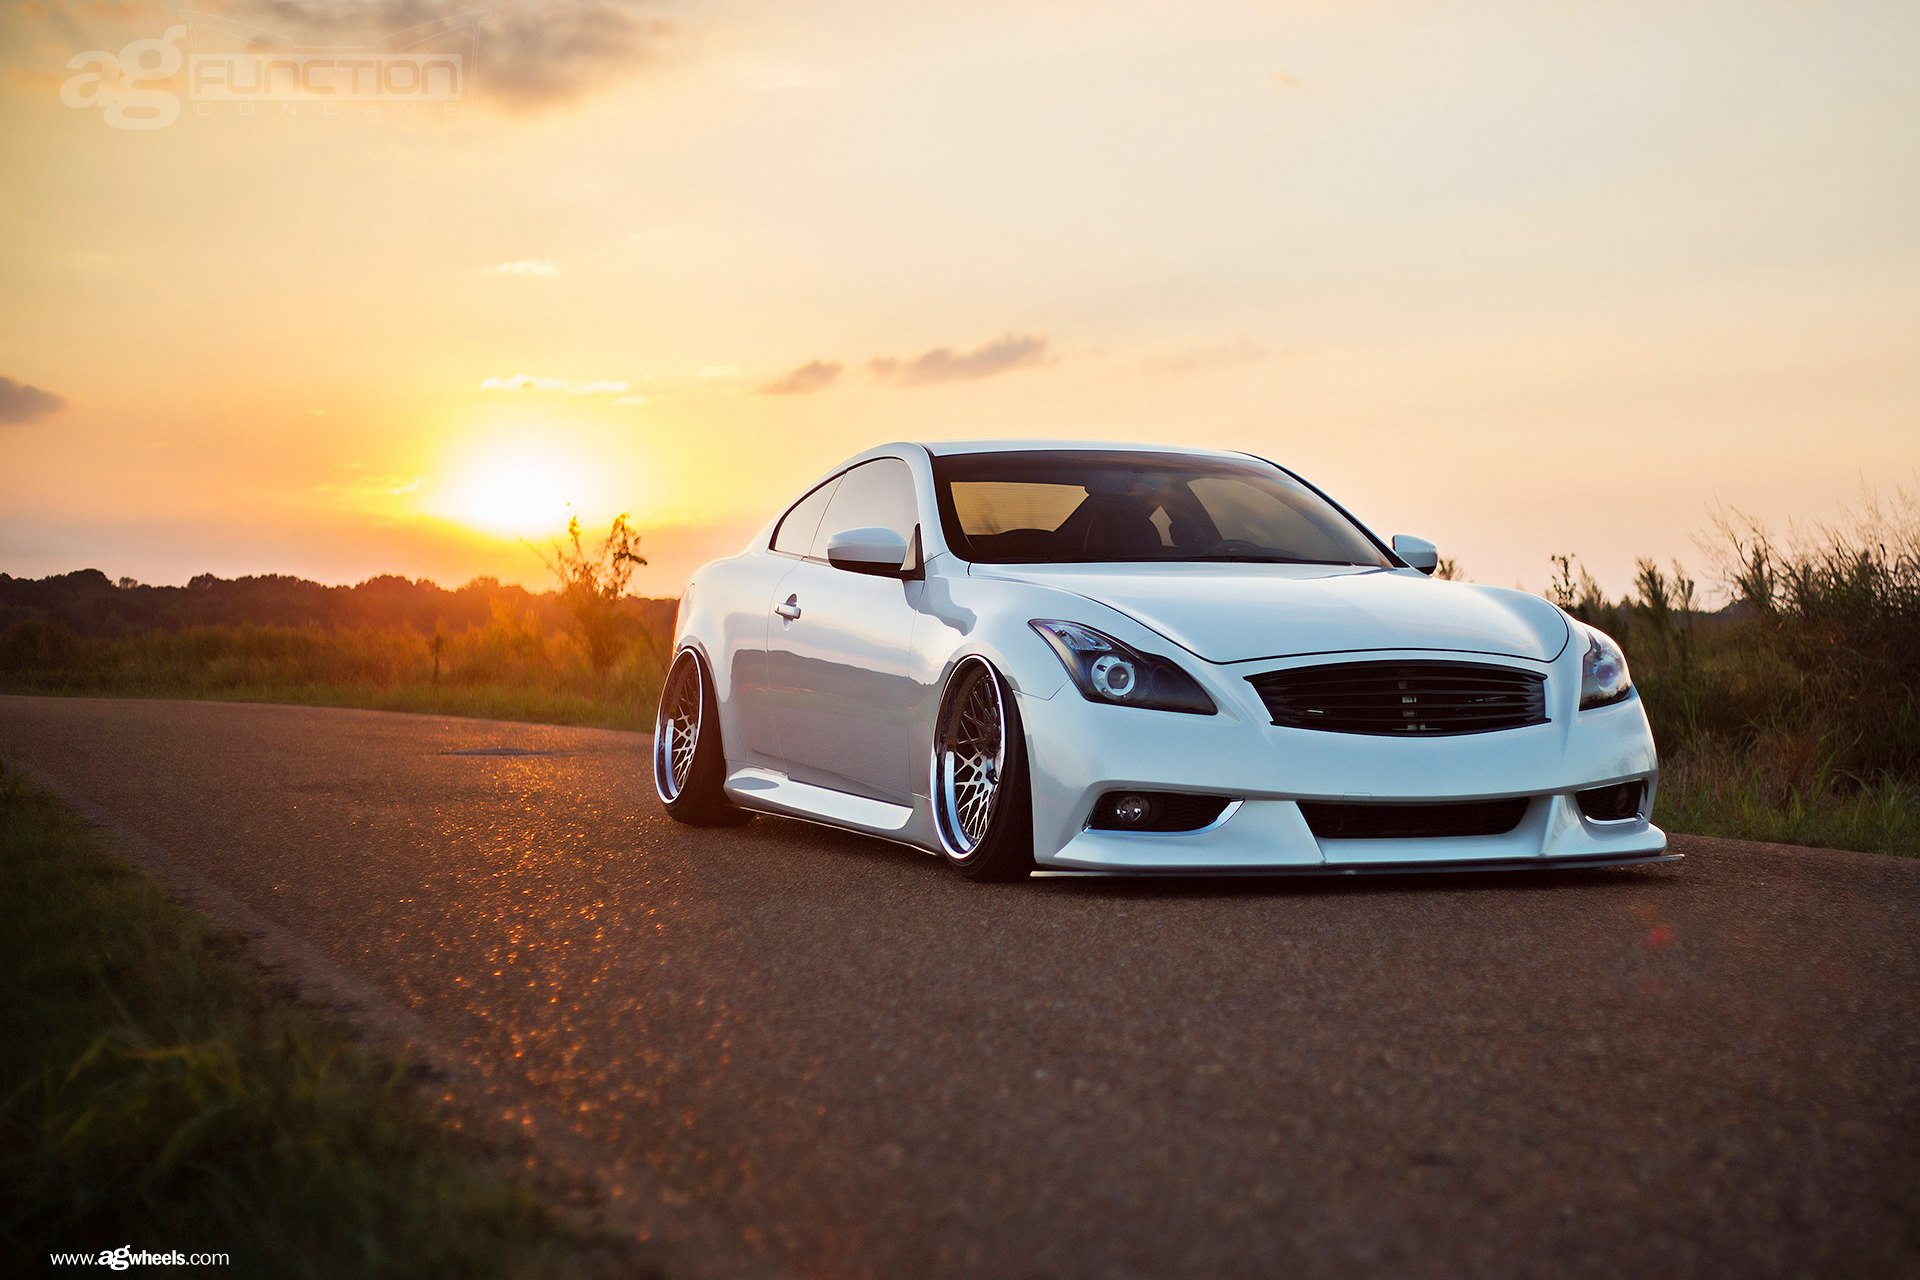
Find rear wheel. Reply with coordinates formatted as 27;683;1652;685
931;657;1034;881
654;648;751;826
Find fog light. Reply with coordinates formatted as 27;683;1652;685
1088;791;1235;832
1576;781;1645;823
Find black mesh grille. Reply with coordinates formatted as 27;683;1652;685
1299;798;1531;840
1248;660;1547;736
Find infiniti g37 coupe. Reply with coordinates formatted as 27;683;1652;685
653;442;1672;880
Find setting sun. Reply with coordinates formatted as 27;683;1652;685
443;446;590;538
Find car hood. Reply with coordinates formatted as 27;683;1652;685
971;562;1571;664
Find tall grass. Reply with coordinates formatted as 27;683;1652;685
1555;491;1920;855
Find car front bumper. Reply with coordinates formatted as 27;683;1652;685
1013;651;1668;874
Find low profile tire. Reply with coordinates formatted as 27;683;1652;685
931;656;1035;881
654;648;751;826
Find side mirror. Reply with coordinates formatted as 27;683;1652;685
1392;534;1439;575
826;526;913;577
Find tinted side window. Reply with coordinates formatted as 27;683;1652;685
771;478;840;556
812;459;919;557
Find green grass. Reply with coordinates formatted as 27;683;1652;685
1655;746;1920;855
0;620;665;732
0;765;660;1278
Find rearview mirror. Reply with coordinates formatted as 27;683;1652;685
1392;534;1439;575
826;526;913;577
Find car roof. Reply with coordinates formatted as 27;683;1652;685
910;439;1257;460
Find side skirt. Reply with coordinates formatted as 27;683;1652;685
724;766;935;853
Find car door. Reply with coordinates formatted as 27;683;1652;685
763;457;922;804
729;474;842;763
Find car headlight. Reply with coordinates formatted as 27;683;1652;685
1578;625;1633;710
1029;620;1216;715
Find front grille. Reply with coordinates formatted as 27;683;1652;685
1248;660;1547;736
1299;798;1531;840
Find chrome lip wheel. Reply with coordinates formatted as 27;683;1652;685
655;651;704;802
934;658;1006;857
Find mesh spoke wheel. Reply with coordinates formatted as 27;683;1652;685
654;650;704;802
934;658;1007;857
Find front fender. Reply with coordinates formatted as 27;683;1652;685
916;568;1214;699
906;565;1222;768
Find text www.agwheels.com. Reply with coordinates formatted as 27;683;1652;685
50;1248;229;1269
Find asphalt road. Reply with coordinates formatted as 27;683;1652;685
3;696;1916;1279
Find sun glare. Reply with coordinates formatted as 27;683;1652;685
446;449;586;537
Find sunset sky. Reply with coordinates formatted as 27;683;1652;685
2;0;1915;600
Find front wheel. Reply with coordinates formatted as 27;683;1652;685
930;656;1034;881
654;648;751;826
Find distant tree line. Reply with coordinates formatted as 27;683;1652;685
0;517;679;727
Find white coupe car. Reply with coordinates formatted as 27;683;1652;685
653;442;1672;880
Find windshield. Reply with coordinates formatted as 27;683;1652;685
931;450;1394;567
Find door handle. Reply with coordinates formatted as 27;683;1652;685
775;595;802;621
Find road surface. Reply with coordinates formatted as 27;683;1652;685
3;695;1915;1279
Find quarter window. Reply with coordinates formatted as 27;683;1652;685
771;478;840;556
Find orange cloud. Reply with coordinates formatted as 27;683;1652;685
868;333;1053;388
758;360;842;396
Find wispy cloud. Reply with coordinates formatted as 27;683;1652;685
869;333;1053;388
758;359;842;396
0;375;66;425
487;259;561;277
479;374;632;396
355;474;423;497
318;466;425;503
